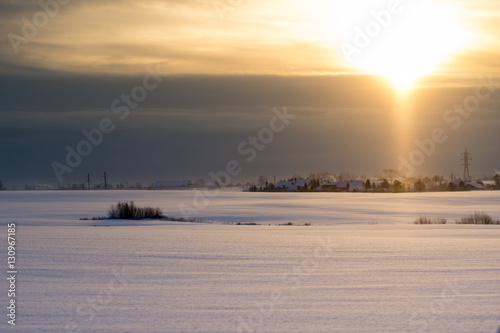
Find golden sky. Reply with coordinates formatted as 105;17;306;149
2;0;500;85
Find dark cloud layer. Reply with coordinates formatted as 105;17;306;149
0;73;396;112
1;73;499;188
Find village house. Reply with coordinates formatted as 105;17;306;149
452;179;485;190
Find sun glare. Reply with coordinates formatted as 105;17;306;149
331;0;468;91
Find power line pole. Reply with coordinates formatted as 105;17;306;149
87;173;91;190
104;172;107;190
461;148;471;181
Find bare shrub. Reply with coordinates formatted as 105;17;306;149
434;218;447;224
456;211;499;225
108;201;163;220
414;216;447;224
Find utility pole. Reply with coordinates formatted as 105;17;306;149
104;172;107;190
87;173;91;190
461;148;471;181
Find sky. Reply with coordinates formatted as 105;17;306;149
0;0;499;188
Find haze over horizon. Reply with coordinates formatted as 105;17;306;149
1;0;499;188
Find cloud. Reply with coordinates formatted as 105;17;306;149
0;72;396;112
1;0;496;79
1;72;499;186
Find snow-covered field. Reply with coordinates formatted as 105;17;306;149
0;190;499;332
1;189;500;226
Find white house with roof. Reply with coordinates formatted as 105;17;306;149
452;180;485;190
466;181;485;190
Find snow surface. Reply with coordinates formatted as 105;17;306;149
1;189;500;226
0;190;499;332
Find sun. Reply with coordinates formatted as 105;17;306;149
332;0;467;91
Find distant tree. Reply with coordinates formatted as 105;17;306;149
447;182;456;191
457;181;467;191
0;180;5;191
414;180;426;192
383;169;397;179
345;183;350;192
436;182;447;191
316;171;336;183
257;175;266;186
393;180;403;192
494;175;500;188
365;179;371;190
432;175;443;183
337;172;357;182
381;179;390;190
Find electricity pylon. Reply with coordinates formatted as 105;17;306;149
461;148;471;181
